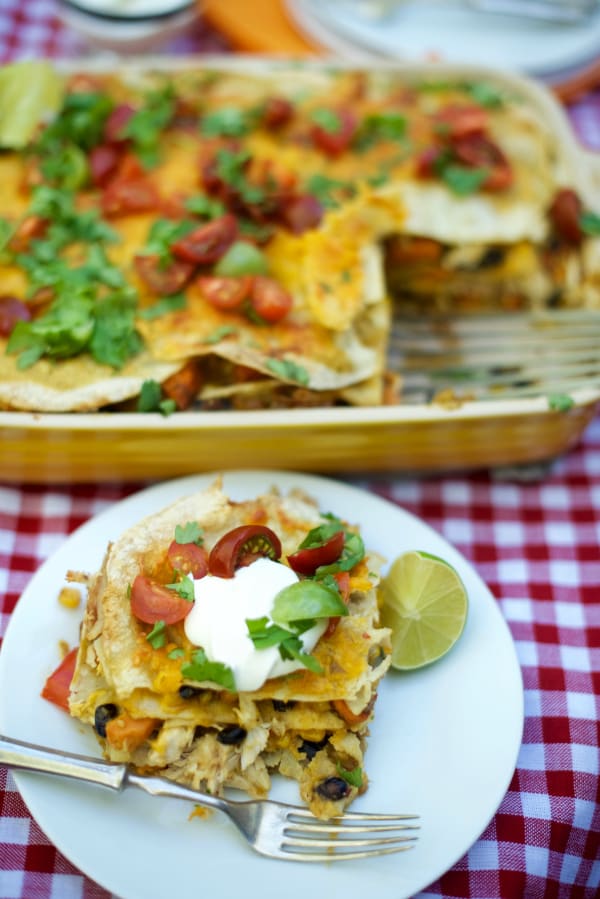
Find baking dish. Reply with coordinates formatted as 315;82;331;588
1;56;599;482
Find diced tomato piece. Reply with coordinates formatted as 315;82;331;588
549;188;583;245
101;178;160;217
279;194;323;235
0;296;31;337
310;109;358;157
197;275;252;311
262;96;294;129
288;530;345;576
41;646;79;712
103;103;136;143
171;214;238;265
167;539;209;577
433;104;488;139
415;146;443;178
208;525;282;578
105;714;158;752
8;215;48;254
161;360;204;411
249;276;293;324
453;134;512;191
89;143;121;187
134;254;195;295
130;574;193;624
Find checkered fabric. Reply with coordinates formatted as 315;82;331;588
0;2;600;896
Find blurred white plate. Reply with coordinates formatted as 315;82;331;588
0;471;523;898
288;0;600;75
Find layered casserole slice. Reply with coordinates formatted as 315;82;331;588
68;480;391;819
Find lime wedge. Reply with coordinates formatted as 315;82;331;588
0;60;64;148
380;550;468;670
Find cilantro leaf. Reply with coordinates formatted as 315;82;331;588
139;219;194;267
200;106;254;138
246;616;324;675
165;574;195;601
146;620;167;649
310;108;342;134
440;164;488;196
167;647;185;660
305;173;355;209
35;90;113;153
121;84;175;168
175;521;204;545
184;194;227;219
181;648;236;690
265;357;310;386
336;763;363;788
202;324;237;345
580;210;600;236
90;290;142;369
137;292;186;321
137;380;177;416
548;393;575;411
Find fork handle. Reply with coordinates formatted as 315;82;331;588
0;734;127;791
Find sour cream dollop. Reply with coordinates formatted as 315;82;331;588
184;557;327;692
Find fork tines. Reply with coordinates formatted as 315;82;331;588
282;809;420;861
389;309;600;404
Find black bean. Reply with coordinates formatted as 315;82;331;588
217;725;247;745
272;700;296;711
299;736;329;760
179;685;203;699
94;703;118;738
316;777;351;802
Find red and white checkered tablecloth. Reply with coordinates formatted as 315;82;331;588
0;2;600;897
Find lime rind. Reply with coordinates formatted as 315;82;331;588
0;60;64;148
380;550;468;670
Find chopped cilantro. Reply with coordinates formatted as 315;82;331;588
440;164;488;196
580;210;600;236
137;379;177;416
35;90;113;153
246;616;323;675
305;173;355;209
548;393;575;411
464;80;505;109
166;574;195;601
265;357;310;385
355;111;406;150
139;219;195;267
202;324;237;345
39;143;89;190
310;108;342;134
121;84;175;168
89;289;142;369
185;193;227;219
181;648;236;690
146;620;167;649
200;106;254;138
175;521;204;545
137;292;186;321
167;647;185;660
215;148;265;206
336;763;363;788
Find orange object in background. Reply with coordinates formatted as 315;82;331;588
202;0;320;54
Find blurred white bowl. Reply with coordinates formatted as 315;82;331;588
57;0;199;52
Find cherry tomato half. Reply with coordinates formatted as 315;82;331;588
41;646;79;712
249;276;293;323
310;109;358;158
279;194;324;235
134;253;195;296
197;275;252;311
167;539;209;578
208;525;282;578
171;214;238;265
262;96;294;129
0;296;31;338
89;143;121;187
287;529;345;576
130;574;193;624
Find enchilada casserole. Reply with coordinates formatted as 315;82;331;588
0;60;598;413
65;480;392;818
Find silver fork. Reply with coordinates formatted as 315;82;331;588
389;309;600;404
0;734;419;862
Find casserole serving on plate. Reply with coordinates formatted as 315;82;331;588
0;56;598;480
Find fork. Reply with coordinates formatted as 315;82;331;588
0;734;419;862
388;309;600;404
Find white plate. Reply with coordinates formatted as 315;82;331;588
288;0;600;76
0;471;523;899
